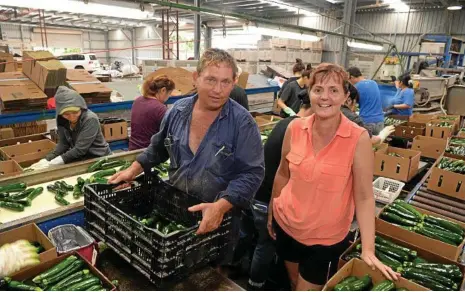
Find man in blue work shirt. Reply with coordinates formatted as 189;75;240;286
347;67;385;135
109;48;265;239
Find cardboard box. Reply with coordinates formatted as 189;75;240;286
66;69;99;82
252;113;282;132
0;52;18;72
22;51;67;96
324;259;427;291
427;154;465;200
0;139;56;167
0;121;47;137
394;122;426;139
0;71;48;111
410;113;438;123
0;128;14;140
373;143;388;153
67;82;112;104
0;160;23;177
101;121;128;142
376;204;465;261
0;223;56;276
374;146;421;182
437;115;461;132
237;72;249;89
0;134;48;148
11;252;116;290
411;135;447;159
426;120;455;139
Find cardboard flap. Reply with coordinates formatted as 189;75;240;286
0;72;27;80
67;69;99;82
0;84;47;102
70;83;112;94
146;67;194;95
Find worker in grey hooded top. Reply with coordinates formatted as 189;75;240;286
30;86;111;170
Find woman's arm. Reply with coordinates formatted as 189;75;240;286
267;125;292;239
353;131;399;280
45;127;70;161
393;104;411;109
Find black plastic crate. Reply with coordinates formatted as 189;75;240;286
84;173;232;287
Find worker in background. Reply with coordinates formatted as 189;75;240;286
268;64;399;290
306;64;312;72
229;66;249;110
129;75;175;150
385;74;415;116
30;86;111;170
109;49;264;259
278;59;305;99
343;84;395;145
276;70;311;117
232;92;313;291
347;67;385;135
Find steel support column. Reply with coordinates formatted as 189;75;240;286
104;31;110;64
194;0;201;59
341;0;357;68
131;28;136;65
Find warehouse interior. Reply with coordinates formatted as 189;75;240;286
2;0;465;291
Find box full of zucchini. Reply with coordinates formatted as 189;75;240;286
427;156;465;200
376;200;465;261
323;259;427;291
341;234;464;290
0;253;115;291
83;171;232;287
426;121;455;139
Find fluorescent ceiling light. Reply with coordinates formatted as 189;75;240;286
0;0;156;20
447;5;462;10
258;0;318;16
245;25;320;42
383;0;409;11
347;40;384;51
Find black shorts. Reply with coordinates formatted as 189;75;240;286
274;219;350;285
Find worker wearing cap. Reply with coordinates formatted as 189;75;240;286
31;86;111;170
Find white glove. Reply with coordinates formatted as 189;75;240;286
378;125;395;142
49;156;64;166
283;107;296;117
30;159;50;170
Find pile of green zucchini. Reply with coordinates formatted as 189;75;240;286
135;210;186;235
427;121;453;128
446;145;465;157
0;255;108;291
438;116;458;121
154;162;169;178
385;117;404;127
437;157;465;174
47;181;75;206
87;158;131;173
334;275;408;291
451;137;465;146
342;235;464;291
380;200;464;246
0;182;44;212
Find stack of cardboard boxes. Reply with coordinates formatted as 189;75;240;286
66;69;112;104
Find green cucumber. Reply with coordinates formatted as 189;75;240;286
403;267;458;289
88;285;105;291
393;200;423;221
343;251;361;262
375;243;409;262
334;276;358;291
93;169;117;178
381;212;418;227
88;158;108;172
7;280;42;291
422;226;463;245
100;160;126;170
47;185;67;197
90;177;108;184
0;193;9;199
55;195;70;206
42;260;85;285
73;184;82;199
119;161;131;171
60;181;74;191
422;221;457;235
33;255;78;283
375;250;402;270
424;215;464;236
409;263;462;279
345;274;372;291
26;187;44;204
0;197;29;206
49;269;90;291
375;236;417;258
411;279;453;291
0;182;27;193
412;257;428;264
64;276;101;291
0;200;24;211
77;177;85;187
386;205;420;222
414;226;459;246
58;274;93;290
9;188;35;200
371;280;395;291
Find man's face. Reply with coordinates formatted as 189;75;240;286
348;75;356;85
193;63;235;111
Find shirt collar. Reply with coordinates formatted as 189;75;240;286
175;94;230;119
300;113;352;138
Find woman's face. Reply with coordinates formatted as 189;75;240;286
310;75;348;119
62;110;81;124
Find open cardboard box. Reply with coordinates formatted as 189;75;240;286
426;120;455;139
373;143;388;153
394;122;426;139
427;153;465;200
0;134;48;148
411;135;447;159
0;139;56;167
10;252;116;290
410;113;438;124
1;223;57;276
376;204;465;261
0;160;23;177
374;146;421;182
324;259;427;291
0;52;18;72
101;121;128;142
437;114;461;131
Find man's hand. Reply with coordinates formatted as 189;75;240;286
108;162;143;185
188;198;232;235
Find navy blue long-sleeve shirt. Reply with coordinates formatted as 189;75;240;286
136;95;265;209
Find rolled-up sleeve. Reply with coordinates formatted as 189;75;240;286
218;118;265;208
136;108;171;173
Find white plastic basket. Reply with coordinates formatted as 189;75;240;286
373;177;405;204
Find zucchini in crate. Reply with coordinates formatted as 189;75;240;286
381;212;418;227
400;267;458;290
424;215;464;236
49;269;90;291
33;255;78;283
344;274;372;291
7;280;42;291
64;276;101;291
334;276;358;291
393;200;423;221
371;280;395;291
41;260;85;286
375;236;417;258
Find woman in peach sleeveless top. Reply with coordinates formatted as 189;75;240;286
267;63;399;290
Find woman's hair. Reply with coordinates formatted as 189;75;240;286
306;64;312;71
399;74;414;88
309;63;350;93
301;70;312;78
293;58;306;74
142;75;175;97
347;83;360;103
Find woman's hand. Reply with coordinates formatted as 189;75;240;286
361;251;400;281
267;207;276;240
